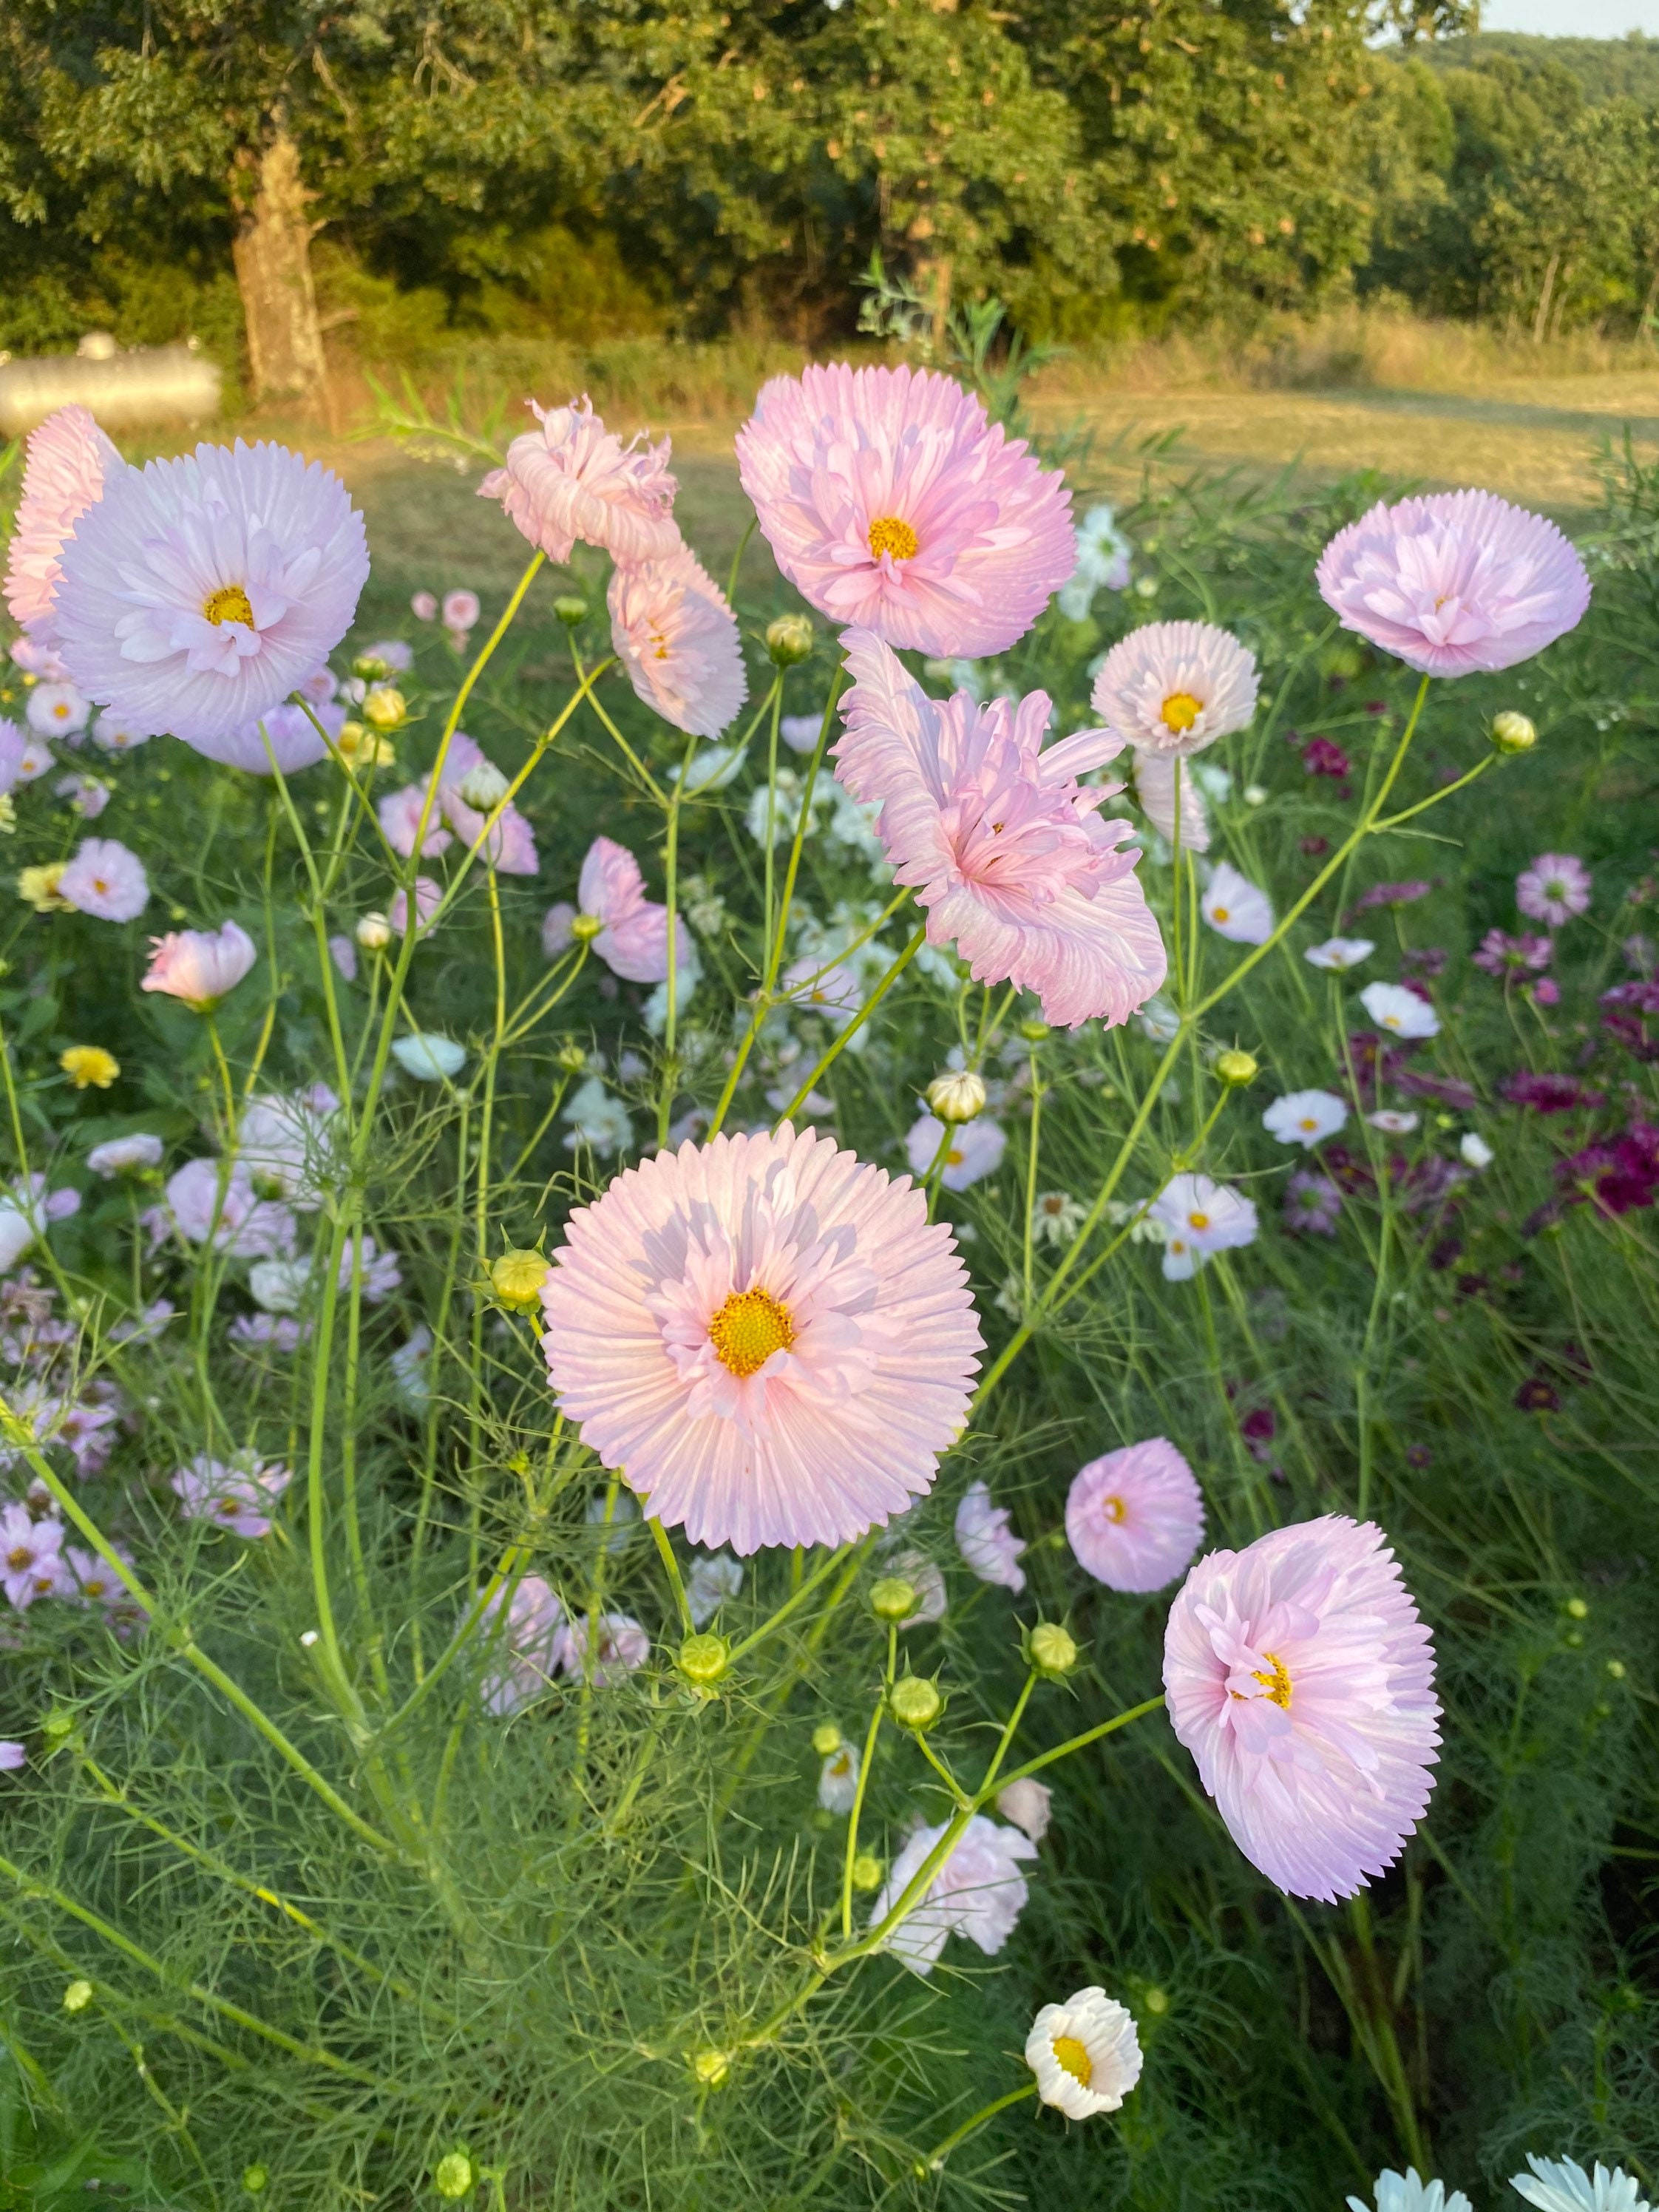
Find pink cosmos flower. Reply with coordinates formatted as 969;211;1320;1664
995;1777;1052;1842
163;1159;296;1258
477;1575;570;1714
412;590;439;622
542;837;674;983
1316;490;1590;677
1516;852;1592;926
3;405;121;639
87;1133;163;1178
904;1110;1006;1191
736;363;1075;657
53;440;369;742
390;876;443;937
1151;1173;1258;1281
442;589;481;632
781;956;864;1031
380;733;537;875
1090;621;1260;758
954;1479;1027;1592
379;783;454;860
481;397;680;566
171;1453;293;1539
65;1542;137;1612
540;1124;983;1554
835;631;1166;1028
867;1814;1037;1974
56;838;149;922
142;920;257;1009
1066;1438;1205;1592
329;933;357;982
1162;1514;1440;1901
0;1741;23;1771
55;776;109;818
1133;750;1211;852
608;546;747;739
27;682;92;739
561;1610;651;1686
1201;861;1273;946
1284;1170;1342;1236
0;1501;64;1609
188;691;345;777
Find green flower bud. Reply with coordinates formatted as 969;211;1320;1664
435;2151;475;2199
1490;710;1537;755
1018;1019;1049;1043
1565;1595;1589;1620
811;1721;842;1757
554;596;589;627
1141;1985;1170;2015
678;1632;730;1687
490;1249;549;1312
692;2048;731;2086
554;1041;589;1071
63;1978;92;2013
242;2168;270;2196
869;1576;917;1622
850;1852;884;1892
1027;1621;1079;1677
569;912;604;942
888;1675;943;1731
765;614;815;666
1215;1048;1258;1088
925;1070;986;1124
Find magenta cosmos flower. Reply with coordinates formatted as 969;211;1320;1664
542;836;674;983
53;440;369;742
540;1124;983;1553
1090;621;1259;758
1316;490;1590;677
1516;852;1591;926
57;838;149;922
481;396;680;566
1066;1438;1204;1592
3;406;122;641
1163;1514;1439;1901
608;545;747;739
736;363;1075;658
142;920;257;1009
835;631;1166;1028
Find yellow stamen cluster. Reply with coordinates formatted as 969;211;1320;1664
708;1287;795;1378
1252;1652;1293;1709
203;585;254;628
867;515;919;563
1052;2035;1093;2086
1159;690;1202;734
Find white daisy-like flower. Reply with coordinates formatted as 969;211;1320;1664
1262;1088;1348;1148
1023;1986;1143;2119
1459;1132;1494;1170
1201;861;1275;946
1510;2155;1652;2212
1360;982;1440;1040
818;1741;861;1813
1151;1173;1258;1281
1090;620;1260;758
1306;936;1375;972
1368;1109;1419;1135
1347;2167;1473;2212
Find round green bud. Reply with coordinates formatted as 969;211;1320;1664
554;1041;589;1072
352;653;392;682
678;1633;730;1687
242;2167;270;2196
435;2151;475;2199
850;1852;884;1893
553;596;589;627
810;1721;842;1757
1564;1628;1584;1649
766;614;815;667
1215;1048;1258;1088
1028;1621;1079;1677
490;1249;549;1312
869;1576;917;1623
692;2048;731;2087
63;1978;92;2013
1018;1019;1050;1043
41;1710;75;1743
888;1675;943;1731
1490;710;1537;756
1142;1985;1170;2015
569;911;604;942
925;1069;986;1124
1607;1659;1626;1680
1566;1595;1589;1620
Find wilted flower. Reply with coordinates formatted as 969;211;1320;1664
161;1159;295;1258
1357;879;1432;912
905;1111;1006;1191
1306;937;1375;972
1031;1188;1086;1245
736;362;1074;657
1368;1110;1419;1135
1201;861;1274;946
563;1611;650;1686
171;1454;293;1540
866;1814;1037;1974
1090;620;1260;757
1459;1133;1494;1170
540;1125;983;1554
1058;503;1133;620
954;1479;1026;1592
481;397;679;566
1263;1089;1348;1148
142;920;257;1009
1066;1438;1205;1592
56;838;148;923
995;1777;1052;1842
1163;1514;1439;1900
1516;852;1592;926
609;546;747;739
1360;983;1440;1041
1024;1987;1143;2120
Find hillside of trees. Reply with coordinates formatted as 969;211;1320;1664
4;2;1659;404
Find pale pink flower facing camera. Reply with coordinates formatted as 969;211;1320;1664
481;396;680;566
736;362;1075;658
608;545;747;739
1163;1513;1440;1901
1152;1172;1258;1282
26;682;92;739
905;1110;1006;1192
57;837;149;923
1090;620;1260;758
1516;851;1592;926
3;405;121;640
1316;489;1590;677
540;1124;983;1555
142;920;257;1010
954;1478;1027;1592
442;589;480;633
542;836;674;983
53;439;369;742
868;1814;1036;1975
836;631;1166;1028
171;1453;293;1540
1066;1437;1205;1593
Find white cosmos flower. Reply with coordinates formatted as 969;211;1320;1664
1347;2168;1473;2212
818;1742;861;1813
1368;1109;1419;1135
1201;861;1274;946
1306;936;1375;971
561;1075;633;1157
1262;1088;1348;1148
1151;1173;1258;1280
1090;620;1259;757
1023;1986;1144;2119
1510;2156;1652;2212
1360;982;1440;1039
686;1550;743;1628
1459;1132;1494;1169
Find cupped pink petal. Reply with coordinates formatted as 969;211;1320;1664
608;546;747;739
4;406;122;639
481;396;680;566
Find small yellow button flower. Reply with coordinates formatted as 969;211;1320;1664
61;1045;120;1090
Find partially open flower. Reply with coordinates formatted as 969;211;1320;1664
1025;1987;1144;2119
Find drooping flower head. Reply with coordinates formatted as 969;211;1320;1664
1090;621;1259;758
1516;852;1592;927
541;836;675;984
1316;490;1590;677
186;690;345;777
4;406;122;639
56;838;149;923
1024;1987;1143;2120
954;1479;1027;1591
1133;749;1212;852
835;631;1165;1028
1163;1513;1440;1901
143;920;257;1010
1065;1437;1204;1592
866;1813;1036;1974
1150;1173;1258;1280
736;363;1074;657
1263;1088;1348;1149
608;546;747;739
53;440;369;742
1201;861;1274;946
481;396;681;566
540;1124;983;1554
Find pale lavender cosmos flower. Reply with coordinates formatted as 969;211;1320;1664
1152;1173;1258;1280
171;1453;293;1538
1066;1438;1205;1593
477;1575;571;1714
954;1479;1027;1592
87;1133;163;1178
55;775;109;818
188;691;345;777
162;1159;296;1258
0;1501;64;1608
0;1741;23;1771
867;1814;1037;1975
56;838;149;922
542;838;676;983
1284;1170;1343;1236
28;682;92;738
906;1110;1007;1191
442;589;480;633
1516;853;1592;927
561;1610;650;1686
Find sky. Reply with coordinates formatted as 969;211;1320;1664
1478;0;1659;29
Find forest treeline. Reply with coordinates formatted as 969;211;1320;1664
4;3;1659;396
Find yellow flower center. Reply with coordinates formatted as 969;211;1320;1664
1160;691;1202;734
1298;1117;1317;1132
1052;2035;1093;2086
1212;906;1230;923
708;1286;795;1378
7;1545;32;1570
1382;1014;1401;1031
1101;1494;1127;1524
946;1147;964;1166
203;585;254;628
1188;1211;1210;1232
50;702;70;721
867;515;919;563
1252;1651;1292;1708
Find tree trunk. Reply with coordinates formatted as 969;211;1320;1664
1531;251;1560;347
231;131;326;407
